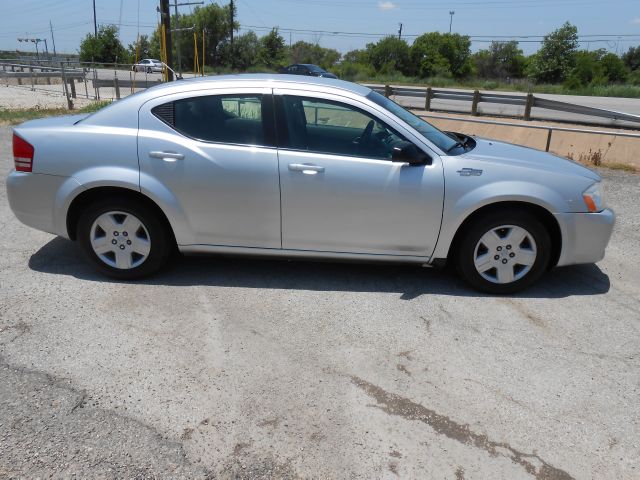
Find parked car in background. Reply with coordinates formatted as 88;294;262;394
6;74;614;293
280;64;338;79
132;59;164;73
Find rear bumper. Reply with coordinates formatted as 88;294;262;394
6;171;81;238
554;208;615;266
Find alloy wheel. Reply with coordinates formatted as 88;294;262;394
90;211;151;269
473;225;537;284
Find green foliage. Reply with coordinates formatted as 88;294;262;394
629;69;640;86
622;46;640;71
529;22;578;83
601;53;628;83
258;28;286;68
232;31;260;70
410;32;472;78
474;41;526;79
564;49;629;88
127;34;153;63
79;25;127;64
365;36;410;75
289;41;341;70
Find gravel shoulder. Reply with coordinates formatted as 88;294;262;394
1;125;639;479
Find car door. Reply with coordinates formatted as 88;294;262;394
137;88;281;248
274;90;445;257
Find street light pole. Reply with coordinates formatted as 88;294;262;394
449;11;455;34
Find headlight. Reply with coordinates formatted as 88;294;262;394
582;182;605;212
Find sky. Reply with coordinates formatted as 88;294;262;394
2;0;640;57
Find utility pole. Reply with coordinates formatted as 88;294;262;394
93;0;98;36
449;11;455;34
49;21;57;58
165;1;203;78
229;0;235;68
173;1;181;74
160;0;173;80
398;22;403;40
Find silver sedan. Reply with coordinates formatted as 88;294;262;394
6;74;614;293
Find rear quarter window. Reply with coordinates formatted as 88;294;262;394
152;94;265;146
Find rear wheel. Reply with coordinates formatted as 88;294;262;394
77;198;172;279
455;210;551;294
146;66;152;74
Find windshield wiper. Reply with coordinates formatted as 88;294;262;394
446;141;464;153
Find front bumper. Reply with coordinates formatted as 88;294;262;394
554;208;615;266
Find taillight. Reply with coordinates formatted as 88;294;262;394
13;133;34;172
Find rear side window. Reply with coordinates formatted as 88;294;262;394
152;94;265;146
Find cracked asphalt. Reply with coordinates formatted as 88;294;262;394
1;124;639;479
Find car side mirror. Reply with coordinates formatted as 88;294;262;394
391;141;431;165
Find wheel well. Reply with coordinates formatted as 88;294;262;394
446;201;562;268
66;187;175;243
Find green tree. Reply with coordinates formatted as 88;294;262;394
365;36;410;75
232;31;260;70
258;28;286;68
127;34;152;63
474;41;526;79
622;46;640;71
565;49;628;88
79;25;127;64
342;49;368;65
410;32;472;78
601;52;628;82
565;50;605;87
529;22;578;83
288;41;341;70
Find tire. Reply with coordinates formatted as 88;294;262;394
77;198;172;280
147;67;152;74
455;209;551;294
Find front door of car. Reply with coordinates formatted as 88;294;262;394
274;92;445;257
137;88;281;248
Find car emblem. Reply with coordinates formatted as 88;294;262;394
457;168;483;177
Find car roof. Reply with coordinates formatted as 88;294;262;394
143;73;370;97
82;74;373;127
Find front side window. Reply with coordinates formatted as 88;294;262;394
366;90;461;154
278;96;409;160
152;94;265;146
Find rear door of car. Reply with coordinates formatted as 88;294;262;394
273;89;445;257
137;87;282;248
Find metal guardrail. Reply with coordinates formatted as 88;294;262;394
368;84;640;126
419;113;640;152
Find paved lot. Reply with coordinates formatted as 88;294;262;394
1;124;639;479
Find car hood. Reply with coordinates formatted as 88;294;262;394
462;137;601;182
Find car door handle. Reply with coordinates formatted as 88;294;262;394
149;151;184;161
288;163;325;174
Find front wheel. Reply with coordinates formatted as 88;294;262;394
455;210;551;294
77;198;172;279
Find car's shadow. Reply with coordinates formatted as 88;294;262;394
28;237;611;299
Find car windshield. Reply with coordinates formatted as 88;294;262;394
366;91;459;154
307;65;325;73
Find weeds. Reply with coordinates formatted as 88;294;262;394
0;100;111;125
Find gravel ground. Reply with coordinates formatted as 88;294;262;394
1;124;639;479
0;84;96;110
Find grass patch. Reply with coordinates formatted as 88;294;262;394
0;100;112;125
602;162;638;173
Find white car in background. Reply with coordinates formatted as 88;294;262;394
132;59;164;73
